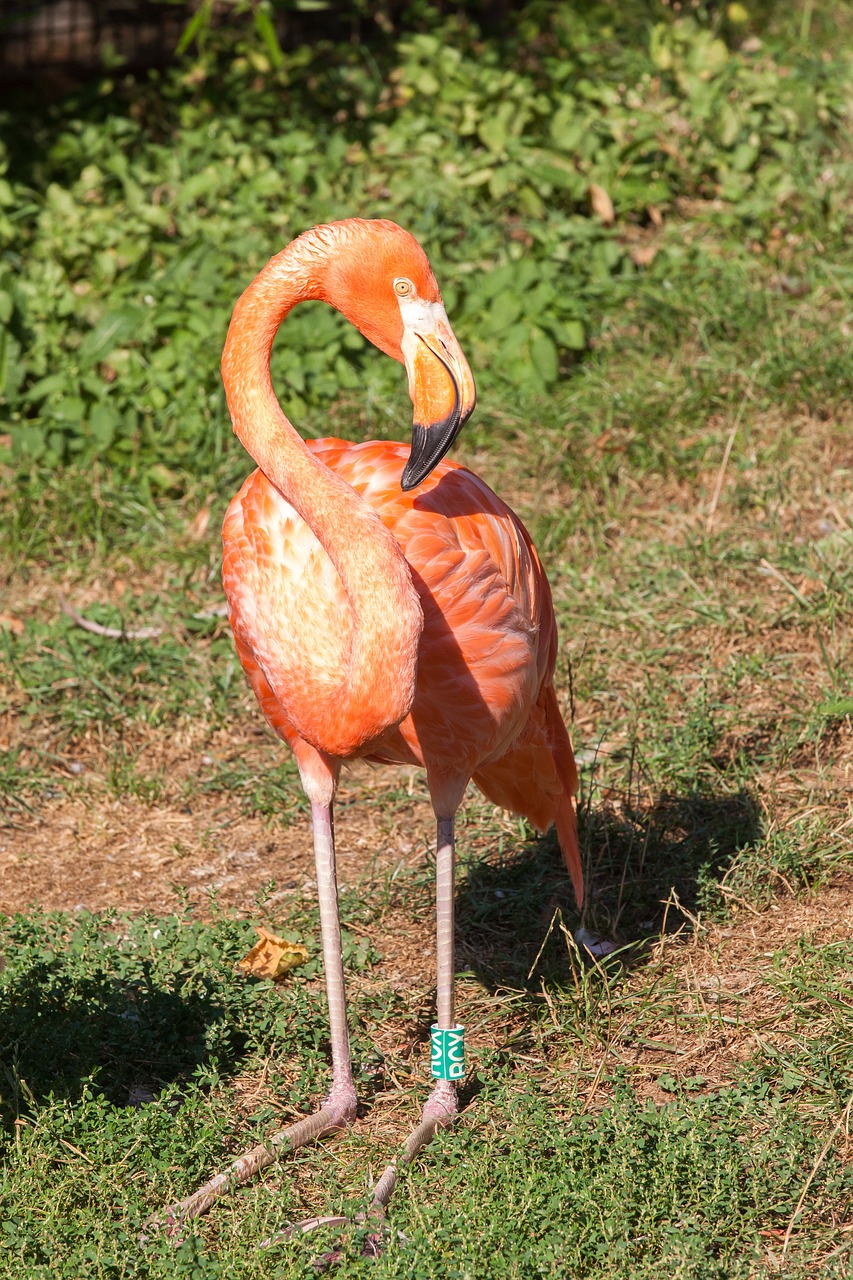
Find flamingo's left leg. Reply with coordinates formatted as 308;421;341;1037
366;811;460;1216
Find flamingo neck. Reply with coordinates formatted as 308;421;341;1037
221;244;423;756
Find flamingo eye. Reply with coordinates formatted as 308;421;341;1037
394;278;414;297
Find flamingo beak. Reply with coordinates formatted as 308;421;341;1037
399;302;477;491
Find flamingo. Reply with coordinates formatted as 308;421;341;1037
166;218;583;1229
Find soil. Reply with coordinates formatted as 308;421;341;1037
0;754;434;916
3;744;851;1113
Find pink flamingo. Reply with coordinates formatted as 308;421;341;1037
167;218;583;1227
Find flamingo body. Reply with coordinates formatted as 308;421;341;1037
222;437;581;896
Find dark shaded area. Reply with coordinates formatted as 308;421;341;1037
0;0;186;81
455;788;763;991
0;0;791;95
0;908;382;1131
0;956;245;1128
0;0;529;86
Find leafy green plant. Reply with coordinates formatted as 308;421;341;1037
0;3;849;475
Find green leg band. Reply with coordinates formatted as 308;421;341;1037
430;1024;465;1080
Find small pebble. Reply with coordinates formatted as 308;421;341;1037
574;927;619;959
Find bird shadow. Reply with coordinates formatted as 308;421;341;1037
454;787;764;995
0;789;763;1132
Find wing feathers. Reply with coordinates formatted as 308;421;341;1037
224;436;583;905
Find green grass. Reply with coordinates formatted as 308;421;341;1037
0;899;850;1278
1;1;851;477
1;1;852;1275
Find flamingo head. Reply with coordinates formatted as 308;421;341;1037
313;219;477;490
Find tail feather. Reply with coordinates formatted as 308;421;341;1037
472;685;584;908
554;786;583;909
543;685;583;908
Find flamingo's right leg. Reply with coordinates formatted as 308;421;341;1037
309;798;359;1125
257;806;464;1256
152;794;356;1230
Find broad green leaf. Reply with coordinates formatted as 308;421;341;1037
649;24;674;71
13;424;47;459
731;142;759;172
78;309;144;368
498;323;529;361
490;291;523;330
87;405;116;452
717;104;742;149
24;373;70;403
531;331;559;383
478;102;516;154
550;102;584;152
52;396;86;423
558;319;586;351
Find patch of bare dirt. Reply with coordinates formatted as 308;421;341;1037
1;793;304;915
589;876;853;1109
0;760;436;919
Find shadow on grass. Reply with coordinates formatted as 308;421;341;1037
0;959;247;1131
0;789;763;1129
455;788;763;993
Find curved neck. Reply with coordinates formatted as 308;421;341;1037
222;246;423;756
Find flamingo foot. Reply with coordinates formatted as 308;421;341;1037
260;1206;390;1265
260;1081;457;1262
367;1079;458;1215
144;1084;358;1239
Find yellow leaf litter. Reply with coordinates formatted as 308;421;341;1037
238;927;309;980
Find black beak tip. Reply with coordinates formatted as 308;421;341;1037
401;418;457;493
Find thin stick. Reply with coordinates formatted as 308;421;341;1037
60;597;163;641
782;1094;853;1258
527;907;562;981
193;603;229;619
715;884;764;917
705;411;742;532
756;559;811;608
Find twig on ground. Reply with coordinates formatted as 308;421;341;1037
756;559;810;607
706;410;743;532
60;596;164;641
715;884;764;917
782;1093;853;1258
193;603;229;619
59;597;227;638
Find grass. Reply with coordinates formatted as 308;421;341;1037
1;1;852;1275
3;297;852;1270
0;897;850;1278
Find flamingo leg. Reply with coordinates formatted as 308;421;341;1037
367;814;459;1214
154;800;357;1229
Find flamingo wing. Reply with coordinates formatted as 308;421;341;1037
322;439;582;899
